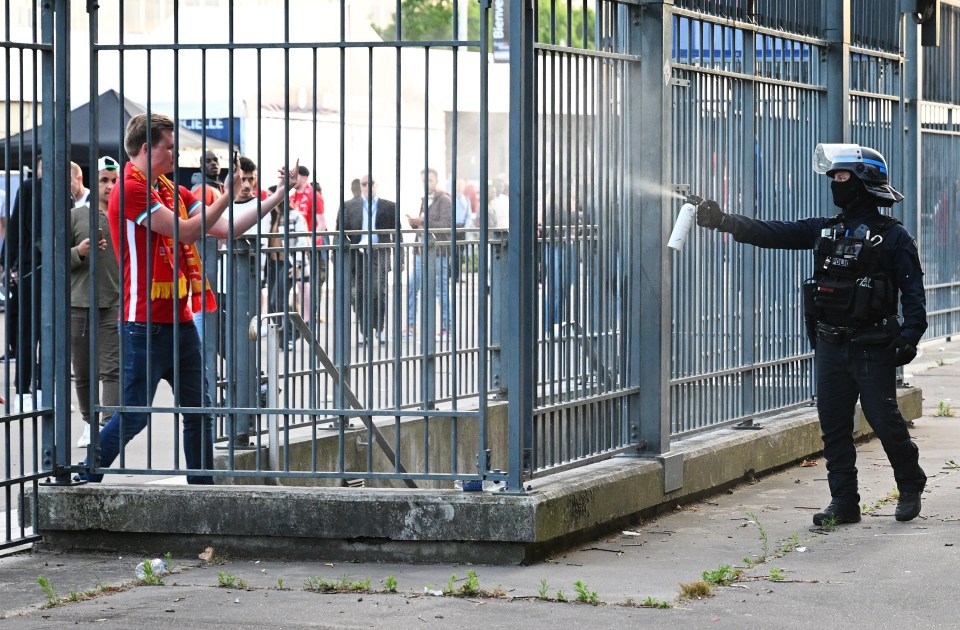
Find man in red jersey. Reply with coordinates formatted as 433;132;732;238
289;165;326;323
79;113;291;484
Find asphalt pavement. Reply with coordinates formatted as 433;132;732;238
1;337;958;629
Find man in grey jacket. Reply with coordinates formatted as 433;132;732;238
69;157;121;447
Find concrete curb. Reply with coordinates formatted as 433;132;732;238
33;387;922;564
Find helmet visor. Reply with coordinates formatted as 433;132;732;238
813;143;862;175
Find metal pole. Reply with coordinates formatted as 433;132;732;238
44;0;72;483
506;0;536;491
633;0;674;455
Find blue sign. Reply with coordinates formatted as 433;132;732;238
182;117;242;148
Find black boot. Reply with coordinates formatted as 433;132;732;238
813;500;862;526
894;492;922;522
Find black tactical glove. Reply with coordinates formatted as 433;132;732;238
887;336;917;367
696;199;725;229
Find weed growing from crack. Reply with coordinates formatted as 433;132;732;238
746;512;769;561
641;596;671;608
217;572;240;588
538;578;549;599
768;567;786;581
779;533;802;555
138;560;164;586
37;576;58;607
384;575;397;593
573;580;599;604
935;401;956;417
678;580;712;600
701;564;741;586
556;589;567;602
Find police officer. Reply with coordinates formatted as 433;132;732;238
695;144;927;525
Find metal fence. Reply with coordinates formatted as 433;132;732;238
919;2;960;339
3;0;960;553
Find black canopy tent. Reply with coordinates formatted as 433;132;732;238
1;89;230;174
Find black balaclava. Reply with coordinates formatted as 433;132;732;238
831;176;876;218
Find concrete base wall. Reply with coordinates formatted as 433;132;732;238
33;388;922;564
216;402;510;489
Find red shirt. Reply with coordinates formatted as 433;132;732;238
109;163;202;323
291;186;325;244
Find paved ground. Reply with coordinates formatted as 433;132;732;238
1;337;958;628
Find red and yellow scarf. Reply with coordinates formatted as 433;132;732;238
130;166;217;313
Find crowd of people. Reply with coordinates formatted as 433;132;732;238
0;113;516;482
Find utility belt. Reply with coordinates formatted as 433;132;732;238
815;317;899;346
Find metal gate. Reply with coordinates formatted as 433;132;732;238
1;0;74;552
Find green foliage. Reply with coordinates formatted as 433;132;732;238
573;579;599;604
37;576;58;607
374;0;596;49
641;595;672;609
779;533;802;554
373;0;457;42
461;570;481;597
304;575;372;593
555;589;567;602
384;575;398;592
538;578;549;599
768;567;786;581
443;569;482;597
747;512;769;560
945;459;960;470
277;578;285;590
217;571;237;588
935;401;956;417
139;560;164;586
819;516;839;532
305;576;339;592
701;564;741;586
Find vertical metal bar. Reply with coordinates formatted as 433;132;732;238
741;23;756;422
506;0;536;491
901;5;921;239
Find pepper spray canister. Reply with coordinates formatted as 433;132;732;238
667;194;703;251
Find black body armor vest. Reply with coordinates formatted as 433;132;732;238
803;215;900;328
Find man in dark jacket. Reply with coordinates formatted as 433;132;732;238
337;175;397;345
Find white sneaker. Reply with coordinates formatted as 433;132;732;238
12;393;33;413
77;424;91;448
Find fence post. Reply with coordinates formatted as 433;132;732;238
228;237;259;445
823;0;852;143
45;0;73;483
901;4;922;240
632;0;674;455
505;0;536;491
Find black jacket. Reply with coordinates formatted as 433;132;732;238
718;210;927;346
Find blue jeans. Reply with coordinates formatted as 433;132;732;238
543;242;574;331
406;253;450;330
82;321;215;484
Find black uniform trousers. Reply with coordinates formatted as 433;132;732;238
815;337;926;506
